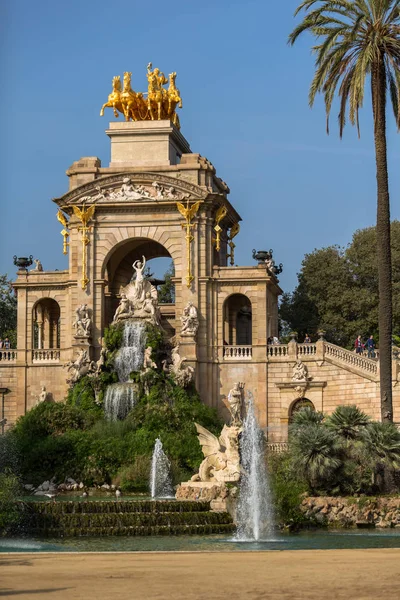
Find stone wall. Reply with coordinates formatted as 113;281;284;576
301;496;400;528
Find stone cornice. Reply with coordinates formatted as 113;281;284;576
275;381;327;390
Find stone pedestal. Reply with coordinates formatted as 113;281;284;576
72;336;92;358
175;481;238;520
106;121;191;168
179;336;198;362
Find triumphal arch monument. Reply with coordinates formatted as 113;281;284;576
1;65;399;437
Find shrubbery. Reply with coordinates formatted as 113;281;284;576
10;371;222;490
274;406;400;497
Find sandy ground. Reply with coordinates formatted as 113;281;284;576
1;549;400;600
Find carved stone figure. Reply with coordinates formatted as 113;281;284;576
73;304;92;337
292;360;309;382
31;259;43;272
64;349;95;385
180;302;199;337
169;344;194;387
143;346;157;372
113;293;134;323
190;423;241;483
36;386;52;404
227;382;244;426
95;341;108;374
132;256;147;301
115;255;161;324
265;256;275;272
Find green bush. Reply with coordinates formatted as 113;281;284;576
114;456;152;492
103;323;123;353
268;452;308;528
10;370;222;488
0;472;22;535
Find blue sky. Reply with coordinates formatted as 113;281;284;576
1;0;399;293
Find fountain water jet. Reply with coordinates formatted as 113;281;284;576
150;438;174;499
235;392;275;541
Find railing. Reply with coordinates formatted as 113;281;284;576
266;442;288;454
267;344;289;358
297;343;317;357
0;350;17;362
223;346;252;360
324;342;378;375
32;349;60;363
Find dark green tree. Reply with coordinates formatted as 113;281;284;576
280;222;400;347
0;274;17;346
158;261;175;304
289;0;400;421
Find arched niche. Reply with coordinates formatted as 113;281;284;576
223;293;252;346
289;398;315;423
102;237;175;328
32;298;61;349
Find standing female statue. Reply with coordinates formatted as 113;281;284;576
132;255;146;302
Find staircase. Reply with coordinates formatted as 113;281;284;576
19;500;235;538
323;342;379;381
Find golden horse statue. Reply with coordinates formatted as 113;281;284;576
100;76;123;118
100;65;183;129
166;72;182;127
146;62;168;121
120;71;147;122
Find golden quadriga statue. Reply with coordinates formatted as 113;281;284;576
100;63;182;129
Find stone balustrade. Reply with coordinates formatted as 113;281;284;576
32;349;61;363
267;344;289;358
324;342;378;375
297;343;317;357
266;442;288;454
0;350;17;362
223;345;252;360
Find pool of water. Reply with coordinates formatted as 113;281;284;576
2;529;400;553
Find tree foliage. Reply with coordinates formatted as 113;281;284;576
158;261;175;304
0;274;17;345
280;222;400;346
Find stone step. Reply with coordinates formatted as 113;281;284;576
21;500;211;515
23;510;233;530
24;523;235;538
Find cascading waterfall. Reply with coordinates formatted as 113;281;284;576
150;438;174;498
235;393;275;541
104;320;146;420
115;321;147;383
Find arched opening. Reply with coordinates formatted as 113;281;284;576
103;238;175;332
289;398;315;423
223;294;252;346
32;299;60;349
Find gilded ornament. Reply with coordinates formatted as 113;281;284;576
100;64;183;129
213;205;228;252
72;204;96;291
56;210;70;255
227;223;240;266
176;200;202;288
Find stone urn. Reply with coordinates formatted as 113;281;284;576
13;255;33;270
252;249;272;264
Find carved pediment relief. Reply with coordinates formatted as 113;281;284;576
57;173;209;207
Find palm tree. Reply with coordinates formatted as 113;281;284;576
361;421;400;489
289;1;400;422
290;424;343;492
290;406;325;435
326;405;370;440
